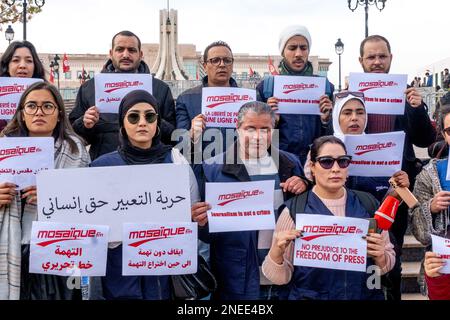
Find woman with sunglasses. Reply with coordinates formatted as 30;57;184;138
89;90;200;300
0;82;90;300
262;135;395;300
410;104;450;299
0;41;47;133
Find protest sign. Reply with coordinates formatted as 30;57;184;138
0;77;43;119
431;234;450;274
30;222;109;276
205;180;275;232
122;222;197;276
273;75;326;115
94;74;153;113
293;214;368;272
37;164;191;241
348;73;408;115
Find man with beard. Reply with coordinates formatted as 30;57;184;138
256;25;334;165
69;30;176;160
359;34;436;300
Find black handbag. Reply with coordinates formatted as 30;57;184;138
171;255;217;300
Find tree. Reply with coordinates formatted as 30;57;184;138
0;0;43;32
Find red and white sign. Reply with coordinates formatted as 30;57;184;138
273;75;326;115
122;222;197;276
29;222;109;276
205;180;275;233
201;87;256;128
294;214;369;272
0;137;54;189
431;234;450;274
94;74;153;113
348;73;408;115
0;77;43;119
344;131;405;177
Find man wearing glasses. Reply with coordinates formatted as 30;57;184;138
256;25;335;166
176;41;238;163
69;30;176;161
359;35;436;300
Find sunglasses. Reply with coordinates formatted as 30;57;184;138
443;126;450;136
315;155;352;169
126;112;158;125
334;91;365;100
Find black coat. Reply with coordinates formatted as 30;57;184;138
69;60;176;160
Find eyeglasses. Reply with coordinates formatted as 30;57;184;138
126;111;158;125
23;102;58;115
206;57;234;66
315;155;352;169
335;91;365;100
443;126;450;136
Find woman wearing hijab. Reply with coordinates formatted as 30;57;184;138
90;90;200;300
0;82;90;300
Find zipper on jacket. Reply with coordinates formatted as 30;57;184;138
157;277;162;300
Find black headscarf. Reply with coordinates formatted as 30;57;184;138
117;90;172;165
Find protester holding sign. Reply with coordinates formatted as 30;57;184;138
0;82;90;300
423;250;450;300
262;136;395;300
89;90;200;300
256;25;334;165
0;41;47;132
191;101;308;300
69;31;176;160
176;41;240;162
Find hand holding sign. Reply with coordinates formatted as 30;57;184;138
319;95;333;122
270;229;302;264
405;87;423;108
430;191;450;214
424;251;446;278
365;233;387;263
22;185;37;205
0;182;17;206
83;106;100;129
191;202;210;227
190;114;206;142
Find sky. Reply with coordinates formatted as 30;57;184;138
2;0;449;84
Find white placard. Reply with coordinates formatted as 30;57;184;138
0;77;43;119
37;164;191;242
273;75;326;115
94;74;153;113
293;214;369;272
0;137;54;189
205;180;275;233
29;222;109;276
122;222;197;276
345;131;405;177
348;73;408;115
431;234;450;274
201;87;256;128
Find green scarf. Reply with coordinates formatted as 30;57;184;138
278;59;314;76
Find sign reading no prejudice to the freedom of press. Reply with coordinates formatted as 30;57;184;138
344;131;405;177
0;77;43;120
201;87;257;128
294;214;369;272
273;75;326;115
95;74;153;113
348;73;408;115
0;137;54;189
205;180;275;233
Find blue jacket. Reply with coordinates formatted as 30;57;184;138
281;189;385;300
90;151;173;300
200;146;305;300
256;75;334;165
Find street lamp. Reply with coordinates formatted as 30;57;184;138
5;0;46;41
335;38;344;92
348;0;387;38
5;25;15;45
50;54;60;90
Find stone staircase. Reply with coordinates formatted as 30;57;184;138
401;235;428;300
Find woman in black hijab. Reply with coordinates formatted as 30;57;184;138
90;90;200;300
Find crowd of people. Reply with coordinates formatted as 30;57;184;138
0;24;449;300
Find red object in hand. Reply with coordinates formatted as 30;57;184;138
374;195;401;230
